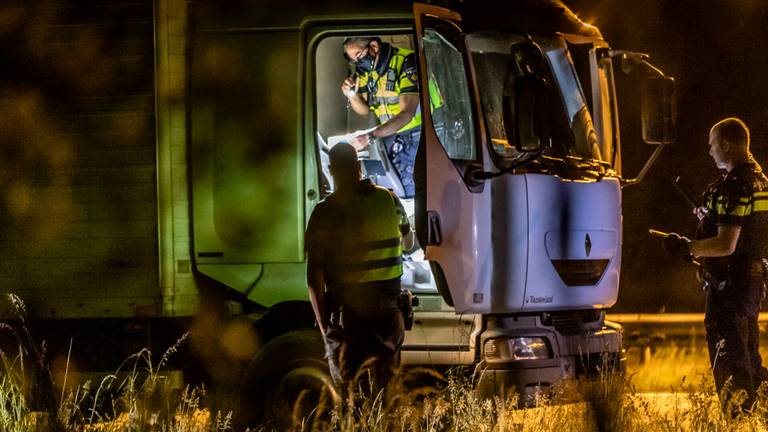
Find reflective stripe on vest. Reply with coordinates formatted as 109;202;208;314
329;187;403;284
365;49;422;134
717;191;768;216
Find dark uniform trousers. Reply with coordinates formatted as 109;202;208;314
704;263;768;411
323;299;405;391
381;128;421;199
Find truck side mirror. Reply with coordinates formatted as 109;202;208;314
511;74;546;153
641;76;676;145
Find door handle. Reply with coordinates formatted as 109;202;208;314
427;211;442;245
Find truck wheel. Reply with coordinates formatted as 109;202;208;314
238;329;335;429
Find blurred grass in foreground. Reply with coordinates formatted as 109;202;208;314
2;292;768;431
3;345;768;431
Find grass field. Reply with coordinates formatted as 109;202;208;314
2;294;768;431
2;342;767;431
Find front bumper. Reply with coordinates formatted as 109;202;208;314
475;316;624;404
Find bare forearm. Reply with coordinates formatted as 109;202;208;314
373;94;419;138
689;224;740;258
402;230;415;251
348;95;370;116
690;237;736;257
307;285;326;333
306;265;327;332
373;111;415;138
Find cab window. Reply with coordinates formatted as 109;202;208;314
422;28;476;161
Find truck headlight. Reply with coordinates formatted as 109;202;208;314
484;337;552;362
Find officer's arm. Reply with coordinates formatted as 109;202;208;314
306;258;328;334
371;94;419;139
305;211;329;333
689;224;741;257
401;224;415;252
392;193;415;251
342;74;370;117
347;91;370;117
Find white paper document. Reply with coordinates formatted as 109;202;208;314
326;127;378;149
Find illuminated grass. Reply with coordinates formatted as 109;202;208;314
627;342;768;393
2;344;768;431
628;343;714;392
3;293;768;431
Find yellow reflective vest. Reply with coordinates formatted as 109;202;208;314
357;45;421;133
324;182;404;284
356;44;446;135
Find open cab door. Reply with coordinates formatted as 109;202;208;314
414;3;492;313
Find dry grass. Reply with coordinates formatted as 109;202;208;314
628;343;714;392
3;292;768;431
287;357;768;432
0;294;230;432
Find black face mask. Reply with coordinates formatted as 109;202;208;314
354;47;376;71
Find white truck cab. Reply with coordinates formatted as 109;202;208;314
305;1;675;402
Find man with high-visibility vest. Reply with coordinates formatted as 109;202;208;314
305;143;414;389
341;36;428;198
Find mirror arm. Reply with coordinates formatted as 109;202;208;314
637;58;666;78
620;144;666;188
609;50;668;78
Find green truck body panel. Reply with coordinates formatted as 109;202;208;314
0;0;160;319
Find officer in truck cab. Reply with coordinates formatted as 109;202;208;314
341;36;421;198
663;117;768;414
305;143;414;390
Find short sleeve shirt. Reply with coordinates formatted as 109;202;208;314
702;161;768;261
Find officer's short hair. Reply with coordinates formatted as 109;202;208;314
712;117;750;148
342;36;381;49
329;143;359;176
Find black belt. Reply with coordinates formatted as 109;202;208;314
711;259;768;276
344;298;399;311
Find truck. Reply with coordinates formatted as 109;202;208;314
0;0;675;420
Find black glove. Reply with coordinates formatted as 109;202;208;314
662;233;691;257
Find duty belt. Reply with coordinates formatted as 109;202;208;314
703;259;768;292
341;297;400;314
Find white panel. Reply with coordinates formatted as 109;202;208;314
490;175;529;312
524;174;621;310
424;146;493;313
490;174;621;313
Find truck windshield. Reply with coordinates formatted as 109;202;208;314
466;32;607;173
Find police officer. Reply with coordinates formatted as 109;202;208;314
305;143;414;390
341;36;422;198
664;117;768;413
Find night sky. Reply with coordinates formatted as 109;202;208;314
566;0;768;311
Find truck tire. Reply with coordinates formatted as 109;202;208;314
238;329;335;428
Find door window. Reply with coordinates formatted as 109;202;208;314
422;28;476;161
